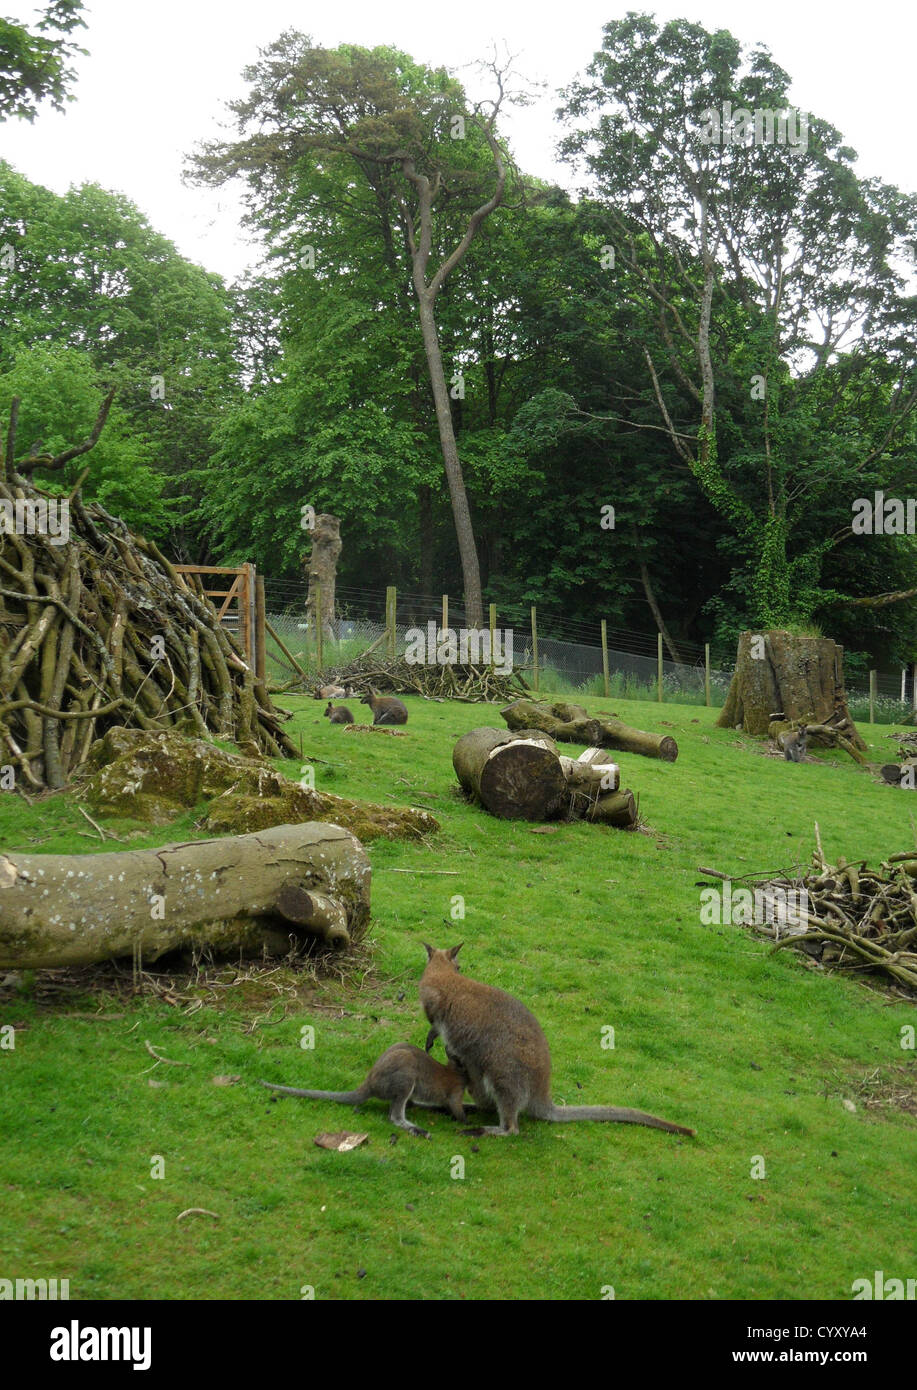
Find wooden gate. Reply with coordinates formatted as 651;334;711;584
174;564;265;678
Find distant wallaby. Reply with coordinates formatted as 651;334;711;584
420;945;694;1138
361;689;408;725
258;1042;467;1138
324;702;354;724
781;724;809;762
315;683;348;700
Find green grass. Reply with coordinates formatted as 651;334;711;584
1;690;915;1301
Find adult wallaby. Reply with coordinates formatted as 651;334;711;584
324;702;354;724
258;1042;467;1139
361;689;408;725
315;683;348;700
781;724;809;762
420;945;694;1138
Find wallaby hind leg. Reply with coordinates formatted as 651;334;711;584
462;1095;520;1137
389;1095;432;1139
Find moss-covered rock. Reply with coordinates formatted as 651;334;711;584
79;726;439;840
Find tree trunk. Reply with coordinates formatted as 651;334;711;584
0;824;370;968
500;699;679;761
304;513;342;639
718;630;866;748
415;293;483;626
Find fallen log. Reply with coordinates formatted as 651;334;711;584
453;727;567;821
0;823;370;968
453;728;635;826
500;699;678;761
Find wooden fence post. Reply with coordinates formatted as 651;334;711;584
386;586;397;661
531;606;539;692
255;575;266;682
705;643;711;708
489;603;496;669
657;632;664;703
601;620;609;698
869;669;876;724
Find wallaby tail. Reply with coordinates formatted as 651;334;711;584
542;1103;694;1136
258;1080;366;1104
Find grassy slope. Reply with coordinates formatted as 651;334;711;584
1;694;914;1301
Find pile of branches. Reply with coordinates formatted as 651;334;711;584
701;827;917;997
281;652;530;704
1;393;298;791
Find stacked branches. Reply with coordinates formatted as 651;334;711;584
0;394;298;790
274;651;530;704
701;834;917;997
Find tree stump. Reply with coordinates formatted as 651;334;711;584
718;630;866;748
304;514;342;640
0;823;370;968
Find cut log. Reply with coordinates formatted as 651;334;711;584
501;699;678;761
558;747;620;794
453;727;567;821
719;630;865;748
879;757;917;786
453;728;637;828
0;824;370;968
590;788;637;827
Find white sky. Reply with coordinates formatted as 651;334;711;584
3;0;915;282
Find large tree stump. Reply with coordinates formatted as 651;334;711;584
0;824;370;968
304;514;342;640
500;699;678;761
718;630;866;748
453;728;633;826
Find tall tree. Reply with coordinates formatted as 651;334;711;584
559;14;917;632
189;36;519;625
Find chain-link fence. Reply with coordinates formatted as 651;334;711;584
262;580;915;718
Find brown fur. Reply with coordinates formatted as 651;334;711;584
360;689;408;725
780;724;809;762
420;944;694;1138
324;702;354;724
259;1041;466;1138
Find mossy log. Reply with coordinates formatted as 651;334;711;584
0;824;370;968
500;699;678;762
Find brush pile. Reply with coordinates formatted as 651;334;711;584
286;653;530;703
1;393;298;790
701;828;917;997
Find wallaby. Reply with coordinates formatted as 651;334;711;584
781;724;809;762
315;683;346;700
361;689;408;725
420;945;694;1138
259;1042;467;1139
324;702;354;724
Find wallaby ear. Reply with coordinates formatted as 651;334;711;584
422;942;434;960
448;943;463;961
